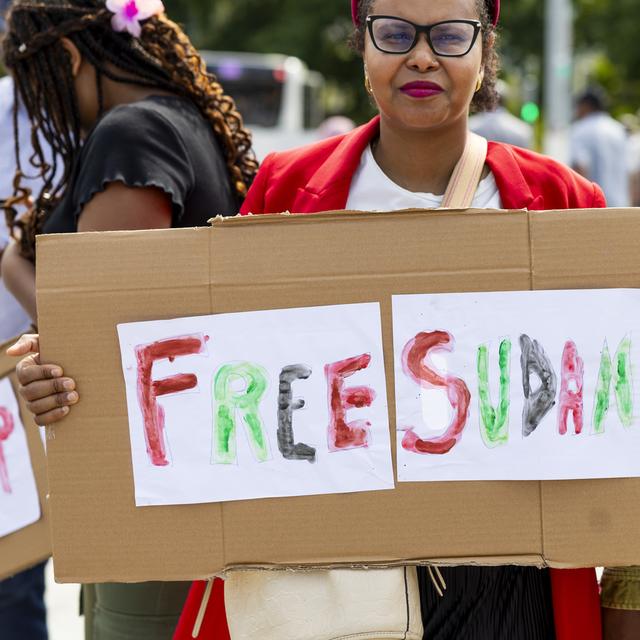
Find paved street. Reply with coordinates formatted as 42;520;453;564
45;562;83;640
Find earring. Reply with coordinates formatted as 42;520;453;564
475;77;483;93
365;74;373;95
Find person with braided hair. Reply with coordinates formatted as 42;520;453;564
1;1;256;638
1;0;256;302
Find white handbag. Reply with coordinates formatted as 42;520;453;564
224;567;424;640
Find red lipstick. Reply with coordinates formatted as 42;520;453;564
400;81;444;98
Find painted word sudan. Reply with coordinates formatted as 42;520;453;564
135;335;376;467
0;403;14;494
401;331;632;455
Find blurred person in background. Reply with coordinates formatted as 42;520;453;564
570;86;630;207
0;1;48;638
317;114;356;139
621;112;640;206
469;78;533;148
0;77;31;341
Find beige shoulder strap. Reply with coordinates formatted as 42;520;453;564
441;132;489;209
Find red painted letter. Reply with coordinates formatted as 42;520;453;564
557;340;584;435
135;335;206;466
325;354;376;451
0;406;14;494
401;331;471;455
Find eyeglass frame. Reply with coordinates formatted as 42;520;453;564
366;15;483;57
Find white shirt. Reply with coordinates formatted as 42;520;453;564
0;76;38;341
570;111;630;207
346;144;503;211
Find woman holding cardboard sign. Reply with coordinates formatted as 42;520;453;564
175;0;621;639
1;0;256;638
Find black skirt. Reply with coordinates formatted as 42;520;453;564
418;566;556;640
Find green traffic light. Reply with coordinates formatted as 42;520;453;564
521;102;540;124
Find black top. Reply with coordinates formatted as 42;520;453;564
419;566;556;640
43;95;240;234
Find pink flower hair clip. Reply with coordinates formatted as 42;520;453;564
105;0;165;38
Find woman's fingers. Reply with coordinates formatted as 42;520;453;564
8;339;77;425
19;376;75;402
25;389;79;417
33;406;71;427
19;372;79;426
16;355;64;386
6;333;40;357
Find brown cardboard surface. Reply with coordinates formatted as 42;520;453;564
0;339;52;580
529;209;640;567
35;209;640;583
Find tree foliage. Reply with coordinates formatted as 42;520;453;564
574;0;640;114
166;0;640;121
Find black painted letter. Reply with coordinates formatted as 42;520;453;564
278;365;316;462
520;335;557;437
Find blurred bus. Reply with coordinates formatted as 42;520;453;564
203;51;325;160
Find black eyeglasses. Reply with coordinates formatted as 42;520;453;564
366;15;482;57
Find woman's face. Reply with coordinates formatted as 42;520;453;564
364;0;484;133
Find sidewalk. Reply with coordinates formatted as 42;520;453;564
45;561;83;640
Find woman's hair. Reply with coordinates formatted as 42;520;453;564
1;0;258;260
351;0;499;113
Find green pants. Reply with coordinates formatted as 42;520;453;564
602;567;640;611
83;581;191;640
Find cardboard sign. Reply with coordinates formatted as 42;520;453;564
116;304;394;506
0;339;51;581
393;289;640;481
36;209;640;583
0;377;41;536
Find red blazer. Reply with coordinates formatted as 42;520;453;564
175;118;604;640
241;116;606;214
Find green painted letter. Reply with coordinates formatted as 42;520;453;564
592;338;633;434
213;362;269;464
615;337;633;427
477;339;511;448
592;343;612;435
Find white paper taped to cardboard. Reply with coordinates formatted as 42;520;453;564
117;303;394;506
393;288;640;482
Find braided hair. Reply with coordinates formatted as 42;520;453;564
1;0;258;260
